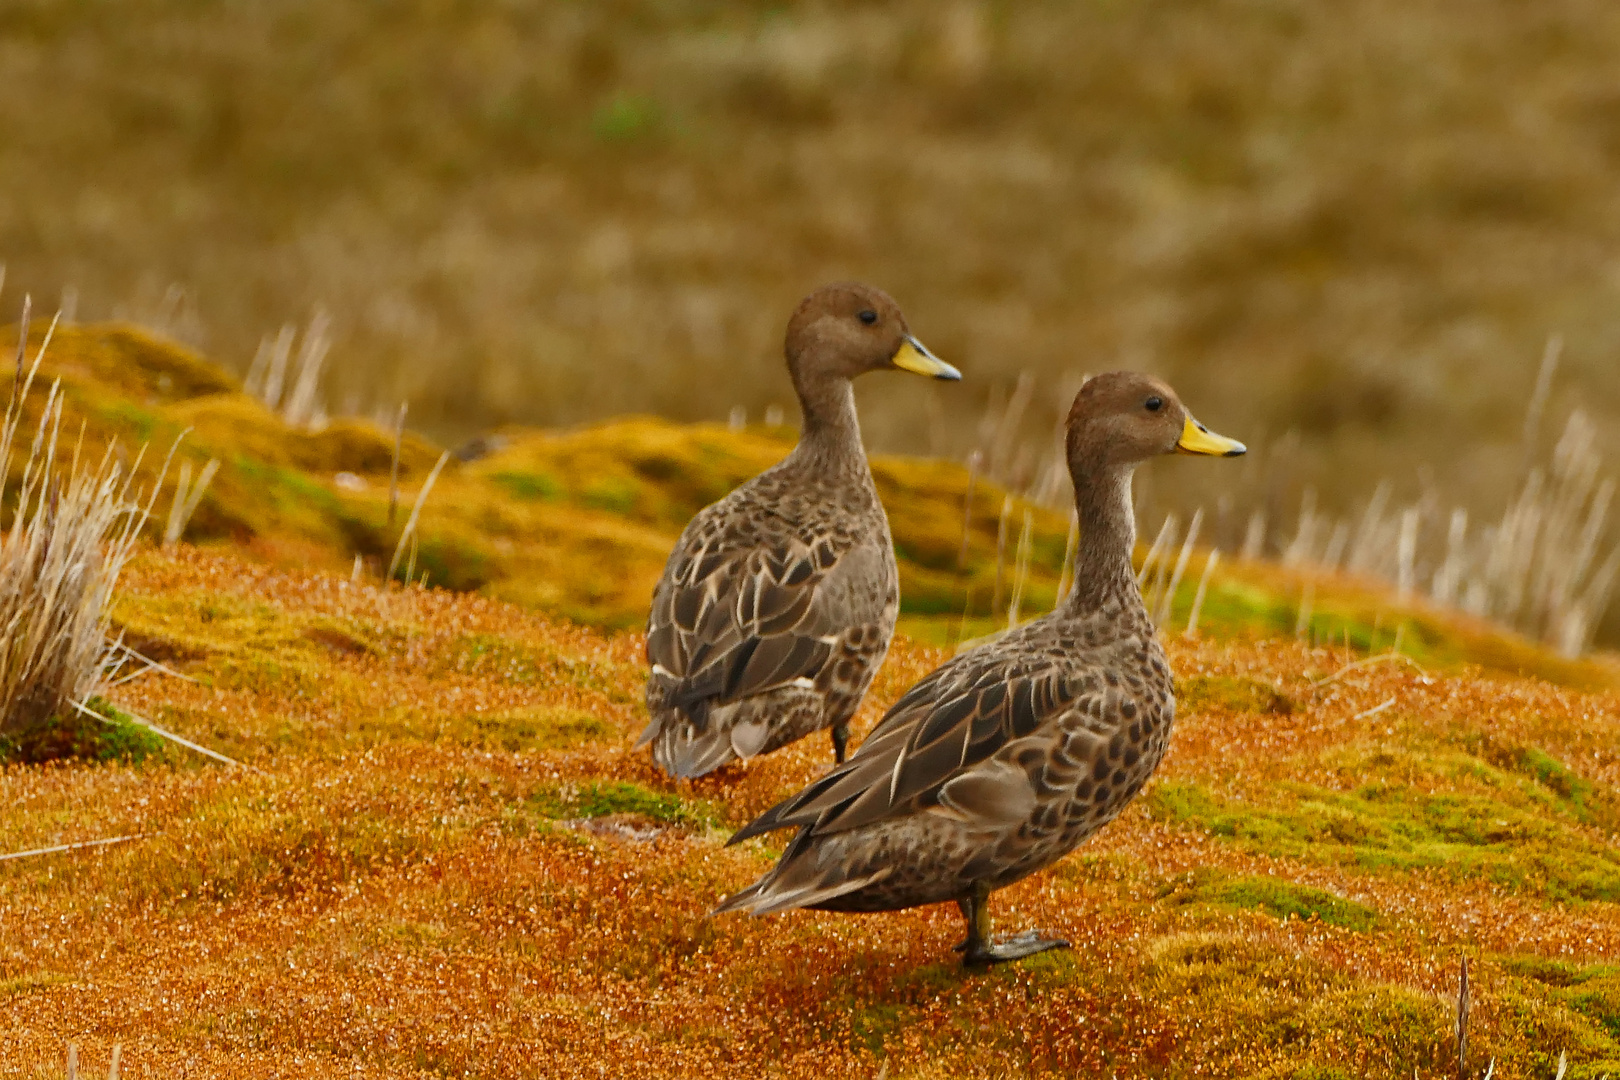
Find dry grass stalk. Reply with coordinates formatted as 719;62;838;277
0;833;145;863
1272;387;1618;655
992;493;1011;614
1006;507;1033;629
1138;513;1178;588
1156;507;1202;626
53;1042;122;1080
389;401;408;527
1521;333;1563;466
69;698;251;770
161;456;219;548
0;304;162;745
243;315;330;430
1241;510;1266;561
1055;509;1078;606
1185;549;1220;638
1456;956;1470;1080
388;450;451;584
281;308;332;428
958;449;980;571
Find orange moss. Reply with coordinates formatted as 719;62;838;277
3;547;1620;1077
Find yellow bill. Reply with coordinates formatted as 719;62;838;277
891;336;961;381
1176;416;1247;457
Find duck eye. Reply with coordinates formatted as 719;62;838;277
858;309;878;326
1145;396;1164;412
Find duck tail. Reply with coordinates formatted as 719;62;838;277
649;713;737;779
713;827;891;917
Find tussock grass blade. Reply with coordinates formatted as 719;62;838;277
282;308;331;428
0;833;146;863
1055;509;1078;606
70;699;257;772
1156;507;1202;627
162;457;219;547
389;401;408;527
1006;508;1033;629
1456;956;1471;1080
1186;549;1219;638
389;450;451;584
992;494;1011;615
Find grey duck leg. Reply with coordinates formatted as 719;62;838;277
831;721;851;764
953;883;1071;966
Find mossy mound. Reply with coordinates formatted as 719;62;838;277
1148;745;1620;904
1159;869;1380;931
6;318;1616;688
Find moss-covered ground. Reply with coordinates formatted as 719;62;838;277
0;547;1617;1078
4;325;1620;1077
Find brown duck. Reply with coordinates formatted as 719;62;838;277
715;372;1244;964
638;283;960;779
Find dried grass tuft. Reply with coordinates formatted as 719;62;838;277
0;301;162;750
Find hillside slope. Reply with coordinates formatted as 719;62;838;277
5;318;1613;691
2;547;1620;1077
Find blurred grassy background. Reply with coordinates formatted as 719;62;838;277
2;0;1618;527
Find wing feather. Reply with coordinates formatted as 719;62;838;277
729;642;1084;843
647;505;876;733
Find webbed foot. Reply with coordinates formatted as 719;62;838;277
955;930;1071;966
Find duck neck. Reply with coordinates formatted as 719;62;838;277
789;369;867;479
1064;461;1143;616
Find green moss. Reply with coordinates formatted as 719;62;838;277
1303;985;1447;1065
528;780;720;830
1490;987;1620;1076
1147;769;1620;902
1172;873;1379;931
447;706;612;752
1564;973;1620;1041
1177;675;1294;716
0;972;71;997
580;476;641;514
1;696;167;764
592;93;661;141
1501;745;1617;830
490;469;562;501
848;1001;909;1055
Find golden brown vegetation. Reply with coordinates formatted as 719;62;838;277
4;545;1620;1078
3;324;1619;1076
9;316;1613;686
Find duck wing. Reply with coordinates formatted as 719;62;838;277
644;510;861;732
729;637;1084;843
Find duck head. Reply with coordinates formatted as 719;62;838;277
1065;371;1246;474
784;282;959;386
